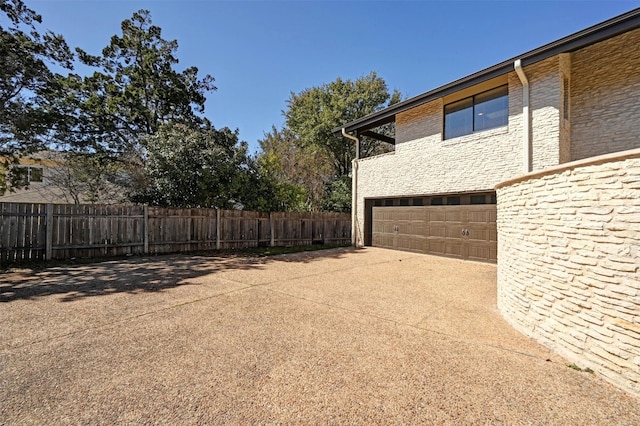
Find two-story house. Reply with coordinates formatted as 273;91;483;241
335;8;640;263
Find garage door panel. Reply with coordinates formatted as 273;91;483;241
468;213;497;226
427;210;446;222
396;235;410;250
445;241;465;259
412;223;427;235
427;238;446;255
428;224;446;237
446;225;464;239
468;242;497;262
468;210;489;223
410;236;427;252
445;210;463;222
467;228;497;242
467;227;491;241
410;209;424;221
372;204;496;262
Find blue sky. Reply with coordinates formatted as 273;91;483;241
29;0;640;154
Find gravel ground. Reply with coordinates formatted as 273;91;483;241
1;247;639;425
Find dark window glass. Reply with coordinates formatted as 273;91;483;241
29;167;43;182
399;199;409;206
474;86;508;132
374;199;383;206
470;195;486;204
430;197;443;206
444;85;508;140
384;199;393;206
490;194;497;204
444;98;473;139
15;167;29;185
446;196;461;205
412;198;423;206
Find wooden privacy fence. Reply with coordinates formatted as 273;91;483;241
0;202;351;263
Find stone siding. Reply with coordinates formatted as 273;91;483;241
559;54;571;164
355;61;564;245
571;28;640;160
530;57;562;171
496;149;640;397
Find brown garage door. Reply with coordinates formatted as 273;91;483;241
372;205;497;262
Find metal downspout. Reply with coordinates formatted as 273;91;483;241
342;128;360;246
514;59;531;173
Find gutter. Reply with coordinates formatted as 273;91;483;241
514;60;531;173
333;8;640;136
342;128;360;246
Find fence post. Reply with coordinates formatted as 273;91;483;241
323;218;327;244
45;203;53;260
187;208;192;252
216;208;221;250
269;212;275;247
143;205;149;254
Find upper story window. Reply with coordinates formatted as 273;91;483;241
444;85;508;140
15;166;44;185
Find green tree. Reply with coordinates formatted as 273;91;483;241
261;72;401;211
0;0;73;193
44;9;220;203
52;9;215;156
131;123;262;209
322;176;351;213
284;71;401;177
258;126;332;211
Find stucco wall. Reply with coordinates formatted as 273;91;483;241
496;149;640;397
571;28;640;161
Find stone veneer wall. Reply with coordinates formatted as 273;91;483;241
496;148;640;397
571;28;640;161
354;60;564;245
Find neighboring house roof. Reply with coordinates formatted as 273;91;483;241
0;183;70;204
0;151;125;205
334;8;640;140
0;152;70;203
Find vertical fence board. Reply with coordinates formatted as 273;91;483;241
13;203;22;261
0;202;350;263
0;203;7;262
23;204;33;260
32;203;43;260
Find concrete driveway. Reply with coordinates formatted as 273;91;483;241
1;247;639;424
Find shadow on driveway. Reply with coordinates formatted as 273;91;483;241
1;247;360;303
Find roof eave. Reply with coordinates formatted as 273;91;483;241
334;8;640;136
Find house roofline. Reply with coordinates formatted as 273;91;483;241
334;7;640;136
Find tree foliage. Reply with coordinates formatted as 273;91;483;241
285;71;401;177
1;5;403;212
0;0;73;194
322;176;351;213
0;0;73;152
52;9;215;156
259;72;401;212
131;123;267;210
258;126;332;211
42;9;232;205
